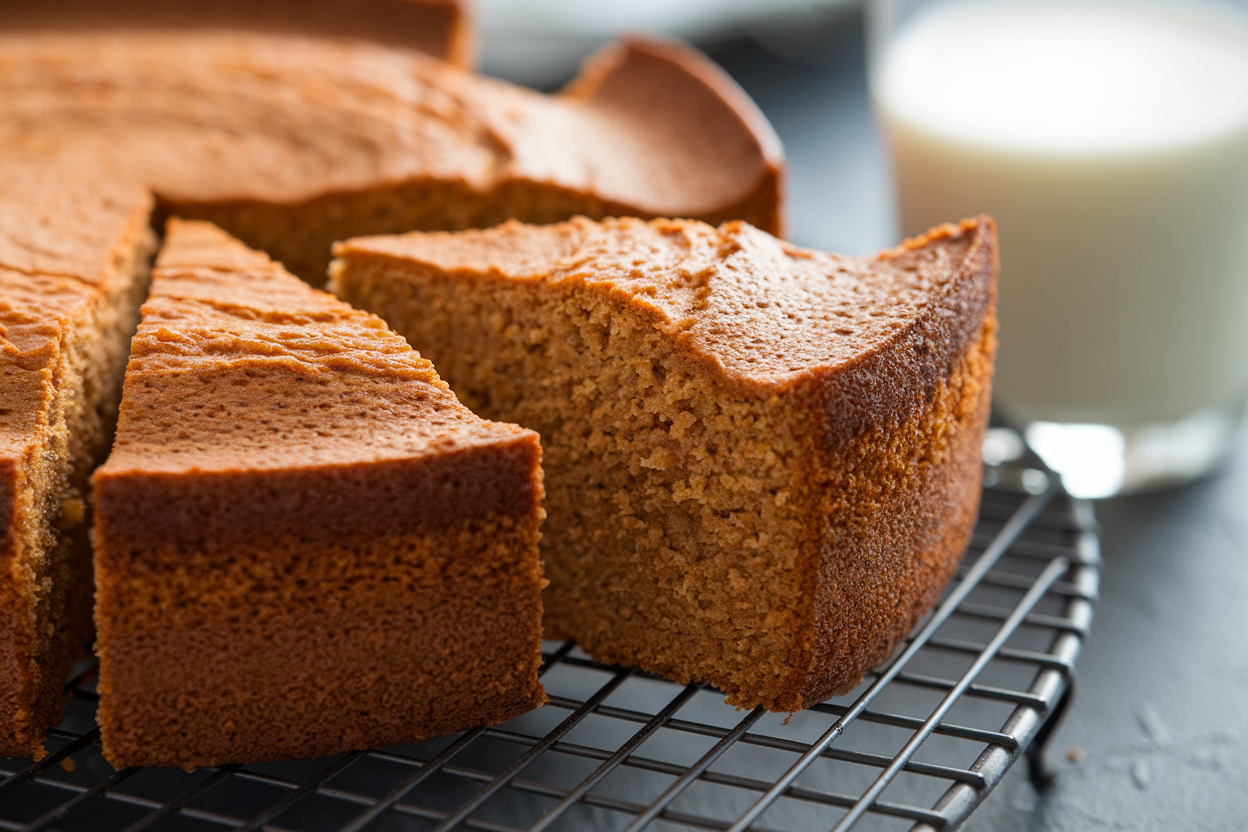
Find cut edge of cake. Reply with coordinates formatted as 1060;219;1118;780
0;172;155;758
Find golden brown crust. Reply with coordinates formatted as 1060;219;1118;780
337;216;993;394
93;221;547;767
332;216;998;712
95;514;546;768
791;323;996;708
785;218;998;708
0;162;154;289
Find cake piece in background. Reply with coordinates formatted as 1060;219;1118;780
1;26;783;285
92;220;547;768
332;215;998;712
0;165;154;758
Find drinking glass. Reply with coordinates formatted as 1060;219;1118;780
868;0;1248;497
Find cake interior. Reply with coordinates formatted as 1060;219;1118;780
0;230;153;758
331;254;824;709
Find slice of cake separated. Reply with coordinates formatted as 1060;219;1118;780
91;220;547;768
332;215;999;712
0;163;155;757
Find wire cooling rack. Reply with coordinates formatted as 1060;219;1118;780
0;434;1099;832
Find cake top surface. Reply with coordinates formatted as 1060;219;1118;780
336;215;996;389
0;160;153;287
96;220;532;477
0;30;781;224
0;166;152;466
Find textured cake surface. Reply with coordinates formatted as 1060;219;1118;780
0;164;153;758
0;24;783;282
92;221;547;768
332;215;999;711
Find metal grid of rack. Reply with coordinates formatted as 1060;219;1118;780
0;448;1099;832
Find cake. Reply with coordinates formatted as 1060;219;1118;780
1;2;785;756
1;23;784;283
0;163;154;758
331;215;999;711
91;220;547;768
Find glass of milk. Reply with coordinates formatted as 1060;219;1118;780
869;0;1248;498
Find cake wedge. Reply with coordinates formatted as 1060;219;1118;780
0;164;154;758
92;220;547;768
331;215;998;712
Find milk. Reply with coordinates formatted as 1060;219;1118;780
872;0;1248;429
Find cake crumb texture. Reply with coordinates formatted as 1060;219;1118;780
332;215;998;711
92;220;547;768
0;163;154;758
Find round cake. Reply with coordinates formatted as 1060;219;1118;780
0;21;784;282
0;1;786;758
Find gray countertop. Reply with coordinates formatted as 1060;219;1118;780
708;22;1248;832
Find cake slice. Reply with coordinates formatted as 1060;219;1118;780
92;220;547;768
331;216;998;712
0;165;154;758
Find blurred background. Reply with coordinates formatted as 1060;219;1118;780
478;0;861;89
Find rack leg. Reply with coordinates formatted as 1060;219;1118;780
1026;674;1076;791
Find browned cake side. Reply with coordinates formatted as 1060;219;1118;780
1;28;784;284
0;166;154;758
92;221;547;768
332;216;998;711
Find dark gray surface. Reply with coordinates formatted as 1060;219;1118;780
965;440;1248;831
707;23;1248;832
